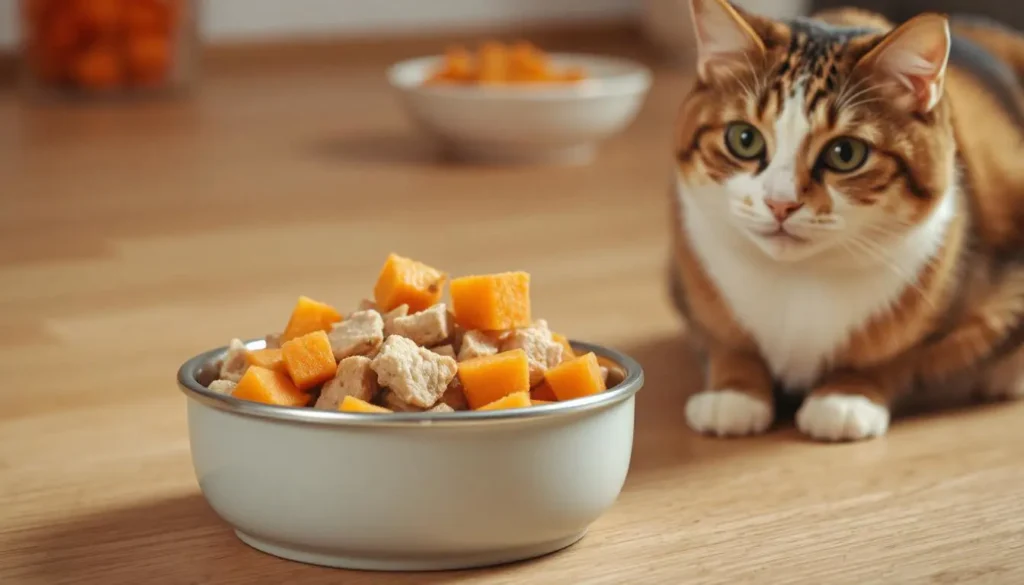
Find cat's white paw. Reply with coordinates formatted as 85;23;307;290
686;389;773;437
796;394;889;442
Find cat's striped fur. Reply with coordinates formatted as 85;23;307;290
670;1;1024;440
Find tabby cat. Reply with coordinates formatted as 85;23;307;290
670;0;1024;441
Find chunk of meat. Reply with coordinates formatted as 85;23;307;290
429;403;455;413
207;379;237;394
440;378;470;411
219;338;249;382
431;344;456;359
370;335;458;408
382;304;410;337
457;330;501;361
500;319;564;386
379;390;425;412
388;303;452;347
328;310;384;360
315;356;379;410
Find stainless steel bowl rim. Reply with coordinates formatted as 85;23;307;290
177;338;644;427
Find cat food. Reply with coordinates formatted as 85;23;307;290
544;353;607;401
315;356;378;410
340;395;391;414
245;348;286;373
388;303;452;347
233;366;307;407
373;253;446;313
457;349;532;409
283;296;343;342
450;272;531;331
457;329;501;361
425;41;586;86
500;319;564;386
328;310;385;360
478;391;532;411
206;253;616;414
281;330;338;391
370;335;458;408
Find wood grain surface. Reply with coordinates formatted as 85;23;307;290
1;31;1023;585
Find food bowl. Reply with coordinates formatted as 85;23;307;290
177;338;643;571
387;53;652;165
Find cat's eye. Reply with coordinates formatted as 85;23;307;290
821;137;869;173
724;123;766;161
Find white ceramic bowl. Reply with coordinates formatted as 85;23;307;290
177;339;644;571
387;53;652;165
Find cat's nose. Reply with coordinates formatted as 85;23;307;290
765;199;804;222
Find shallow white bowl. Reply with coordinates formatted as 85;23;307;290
387;53;653;165
177;339;644;571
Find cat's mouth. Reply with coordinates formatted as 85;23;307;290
756;227;809;243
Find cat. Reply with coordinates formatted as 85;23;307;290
669;0;1024;441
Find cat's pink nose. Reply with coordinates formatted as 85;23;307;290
765;199;804;222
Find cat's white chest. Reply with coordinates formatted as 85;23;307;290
691;245;900;390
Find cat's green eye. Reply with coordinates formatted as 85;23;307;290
724;123;766;161
821;137;869;172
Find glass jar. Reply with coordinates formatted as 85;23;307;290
18;0;199;99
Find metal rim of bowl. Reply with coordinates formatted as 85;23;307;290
386;53;653;101
177;338;644;427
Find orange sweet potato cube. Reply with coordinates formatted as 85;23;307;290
543;352;606;401
246;348;286;373
373;253;447;313
551;332;575;360
531;399;555;406
281;330;338;391
530;379;558;402
458;349;530;409
339;395;393;414
282;296;343;342
232;366;308;407
478;41;508;84
478;391;531;411
450;272;530;331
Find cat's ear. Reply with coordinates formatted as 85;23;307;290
857;13;950;112
689;0;766;82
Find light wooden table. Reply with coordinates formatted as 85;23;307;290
2;32;1023;585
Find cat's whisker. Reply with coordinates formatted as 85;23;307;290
721;68;756;102
861;223;916;241
834;75;872;108
835;81;891;111
742;53;767;96
842;97;887;111
845;236;938;310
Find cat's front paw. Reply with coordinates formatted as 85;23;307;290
796;394;889;442
686;389;773;437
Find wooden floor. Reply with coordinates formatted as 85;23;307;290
2;30;1023;585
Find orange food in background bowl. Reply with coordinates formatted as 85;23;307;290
18;0;193;94
425;41;587;86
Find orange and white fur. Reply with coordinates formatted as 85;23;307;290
670;0;1024;441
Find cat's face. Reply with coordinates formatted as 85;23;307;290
676;1;956;264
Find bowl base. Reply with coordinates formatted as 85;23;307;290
235;529;588;572
442;142;597;166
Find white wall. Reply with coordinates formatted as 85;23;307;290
0;0;640;49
